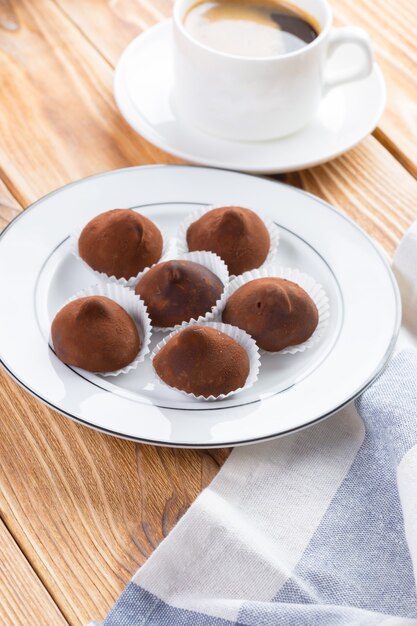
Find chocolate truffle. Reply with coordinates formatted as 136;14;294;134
51;296;140;372
135;260;223;328
79;209;163;279
222;277;318;351
186;206;270;275
153;325;249;397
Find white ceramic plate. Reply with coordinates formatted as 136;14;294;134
114;21;386;174
0;166;400;448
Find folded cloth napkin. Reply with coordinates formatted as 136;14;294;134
92;221;417;626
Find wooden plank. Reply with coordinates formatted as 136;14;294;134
0;518;68;626
0;0;179;206
54;0;172;64
286;136;417;255
0;367;229;625
332;0;417;177
0;179;21;231
54;0;417;178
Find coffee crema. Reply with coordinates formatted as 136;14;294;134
183;0;320;58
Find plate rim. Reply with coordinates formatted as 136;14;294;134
113;20;387;174
0;164;401;448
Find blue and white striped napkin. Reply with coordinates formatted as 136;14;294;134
92;221;417;626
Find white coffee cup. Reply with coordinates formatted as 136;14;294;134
172;0;374;141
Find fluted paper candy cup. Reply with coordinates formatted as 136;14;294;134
175;204;280;276
134;250;230;332
151;321;260;401
50;282;152;376
221;265;330;355
70;215;170;288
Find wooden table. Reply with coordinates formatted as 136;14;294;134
0;1;416;624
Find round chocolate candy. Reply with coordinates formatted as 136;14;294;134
186;206;270;275
135;259;223;328
79;208;163;279
153;325;249;397
51;296;140;372
222;277;318;351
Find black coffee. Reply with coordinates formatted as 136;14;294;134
184;0;320;58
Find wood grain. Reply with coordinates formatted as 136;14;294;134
54;0;417;179
54;0;172;65
0;368;229;625
0;178;21;231
0;519;68;626
0;0;179;205
0;1;417;625
333;0;417;177
286;136;417;255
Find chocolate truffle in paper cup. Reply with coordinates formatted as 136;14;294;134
134;251;229;331
222;266;329;354
151;322;260;401
176;205;280;276
72;208;166;287
50;283;152;376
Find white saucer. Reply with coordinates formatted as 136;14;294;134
114;21;386;174
0;166;399;448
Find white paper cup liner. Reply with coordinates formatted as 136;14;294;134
221;266;330;355
151;321;260;401
50;283;152;377
70;215;170;288
134;250;230;332
175;205;280;276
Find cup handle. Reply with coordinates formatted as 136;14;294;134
323;27;374;95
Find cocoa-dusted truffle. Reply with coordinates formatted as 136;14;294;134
222;278;318;351
51;296;140;372
186;206;270;275
79;209;163;279
153;325;249;397
135;260;223;328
